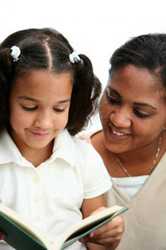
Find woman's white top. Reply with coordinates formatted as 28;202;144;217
112;176;149;199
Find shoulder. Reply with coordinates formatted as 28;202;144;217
65;131;112;195
91;130;105;155
77;128;103;143
73;133;102;160
58;129;99;158
0;130;12;151
64;130;106;168
0;130;16;164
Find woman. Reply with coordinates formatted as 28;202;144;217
91;34;166;250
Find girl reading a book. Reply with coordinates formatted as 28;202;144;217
85;34;166;250
0;28;124;250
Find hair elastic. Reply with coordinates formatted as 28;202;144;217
10;46;21;62
69;51;81;64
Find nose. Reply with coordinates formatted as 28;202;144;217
110;108;131;128
34;111;53;129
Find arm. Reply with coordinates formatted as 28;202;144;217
82;194;106;250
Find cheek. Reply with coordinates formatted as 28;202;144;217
132;117;165;142
9;107;32;130
99;102;111;124
54;110;70;129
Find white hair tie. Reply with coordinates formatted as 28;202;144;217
10;46;21;62
69;51;81;64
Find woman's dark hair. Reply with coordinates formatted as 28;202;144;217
0;28;101;135
110;34;166;89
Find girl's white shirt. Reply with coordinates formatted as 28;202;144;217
0;129;111;250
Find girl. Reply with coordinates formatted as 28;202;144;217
0;28;124;250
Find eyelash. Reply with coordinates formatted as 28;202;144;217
53;108;65;113
105;91;121;105
22;106;37;111
105;93;151;119
133;109;150;118
21;106;66;113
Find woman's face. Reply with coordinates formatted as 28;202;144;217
99;65;166;153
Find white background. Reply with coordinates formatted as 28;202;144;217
1;0;166;129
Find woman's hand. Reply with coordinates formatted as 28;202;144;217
83;207;125;249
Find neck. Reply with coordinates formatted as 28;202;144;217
92;130;166;177
9;130;54;167
116;138;160;166
113;133;165;176
22;145;53;167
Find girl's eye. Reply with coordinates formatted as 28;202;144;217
53;103;70;113
21;106;37;111
53;107;66;113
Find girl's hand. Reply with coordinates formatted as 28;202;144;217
84;207;125;249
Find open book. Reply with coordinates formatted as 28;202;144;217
0;203;127;250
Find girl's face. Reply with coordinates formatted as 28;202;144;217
99;65;166;154
9;69;73;153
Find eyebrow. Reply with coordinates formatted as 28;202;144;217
17;96;71;104
107;87;157;110
133;102;157;111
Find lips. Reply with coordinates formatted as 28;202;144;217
30;130;49;136
112;129;130;136
108;124;131;138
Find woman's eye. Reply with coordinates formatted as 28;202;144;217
105;89;121;105
106;93;121;105
108;96;121;104
134;109;151;118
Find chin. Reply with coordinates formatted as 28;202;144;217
104;140;127;154
26;140;52;149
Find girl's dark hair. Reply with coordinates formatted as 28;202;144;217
0;28;101;135
110;34;166;89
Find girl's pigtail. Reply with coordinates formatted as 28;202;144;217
0;48;14;130
67;54;101;135
0;47;14;81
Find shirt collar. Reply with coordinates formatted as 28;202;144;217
51;129;76;167
0;130;26;165
0;129;76;167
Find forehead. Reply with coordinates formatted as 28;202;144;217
109;65;165;102
11;69;73;100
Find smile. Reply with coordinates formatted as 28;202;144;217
30;130;49;136
108;124;131;138
112;130;130;136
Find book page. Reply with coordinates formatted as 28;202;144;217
0;203;51;249
0;204;127;250
58;205;127;249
